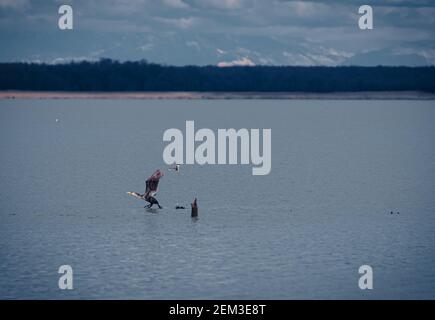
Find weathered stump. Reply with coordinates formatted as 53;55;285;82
191;198;198;217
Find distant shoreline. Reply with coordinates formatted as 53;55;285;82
1;91;435;100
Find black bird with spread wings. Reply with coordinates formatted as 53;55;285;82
127;170;164;209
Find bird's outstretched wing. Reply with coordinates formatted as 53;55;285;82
145;170;164;197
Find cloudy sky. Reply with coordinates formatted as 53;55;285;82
1;0;434;66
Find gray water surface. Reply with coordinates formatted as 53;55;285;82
1;99;435;299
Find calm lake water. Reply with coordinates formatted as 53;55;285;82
1;99;435;299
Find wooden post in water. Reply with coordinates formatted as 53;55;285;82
191;198;198;217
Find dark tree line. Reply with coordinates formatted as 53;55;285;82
0;59;434;92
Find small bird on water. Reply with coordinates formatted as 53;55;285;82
169;164;180;172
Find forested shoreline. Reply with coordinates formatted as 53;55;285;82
1;59;434;93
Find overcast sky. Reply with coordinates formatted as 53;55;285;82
1;0;434;66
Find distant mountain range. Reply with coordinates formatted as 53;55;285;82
1;31;432;67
